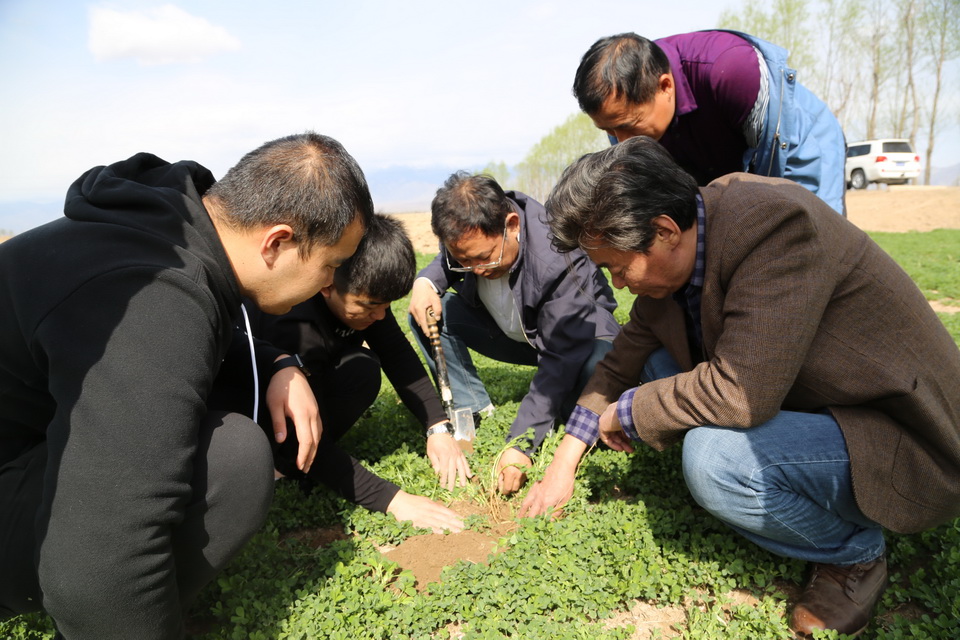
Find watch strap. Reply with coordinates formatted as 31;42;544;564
425;422;454;438
273;354;311;377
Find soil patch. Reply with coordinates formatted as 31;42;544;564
380;500;516;590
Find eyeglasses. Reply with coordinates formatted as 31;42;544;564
444;226;509;273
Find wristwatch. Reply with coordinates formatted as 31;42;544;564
425;421;454;438
273;354;311;377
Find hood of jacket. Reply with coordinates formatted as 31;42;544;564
62;152;239;307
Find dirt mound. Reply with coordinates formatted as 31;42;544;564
380;500;516;590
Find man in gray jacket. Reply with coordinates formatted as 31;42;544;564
408;172;619;494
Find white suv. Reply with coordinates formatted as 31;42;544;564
845;139;921;189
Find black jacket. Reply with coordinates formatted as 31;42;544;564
0;153;276;630
251;298;448;429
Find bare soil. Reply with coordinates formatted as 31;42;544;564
379;499;516;591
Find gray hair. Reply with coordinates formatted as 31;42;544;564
546;136;698;254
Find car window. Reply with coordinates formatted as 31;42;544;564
847;144;870;158
882;141;913;153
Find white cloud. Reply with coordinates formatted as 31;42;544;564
87;4;240;65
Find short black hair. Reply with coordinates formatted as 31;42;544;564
547;136;698;254
333;214;415;302
573;33;671;115
430;171;513;245
205;131;374;257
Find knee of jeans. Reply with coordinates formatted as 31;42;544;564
681;427;748;512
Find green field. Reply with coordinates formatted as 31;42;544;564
5;230;959;640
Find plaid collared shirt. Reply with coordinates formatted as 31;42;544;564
673;195;706;352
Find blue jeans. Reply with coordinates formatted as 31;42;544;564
644;348;885;565
410;292;613;421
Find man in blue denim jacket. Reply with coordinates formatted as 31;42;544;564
574;30;846;215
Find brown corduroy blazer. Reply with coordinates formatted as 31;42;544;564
578;173;960;534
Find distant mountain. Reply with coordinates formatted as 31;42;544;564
4;161;956;236
365;165;467;213
0;200;63;235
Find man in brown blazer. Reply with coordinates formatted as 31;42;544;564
520;136;960;637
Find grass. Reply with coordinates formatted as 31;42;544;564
4;231;959;640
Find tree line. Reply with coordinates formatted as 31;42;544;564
489;0;957;199
719;0;958;185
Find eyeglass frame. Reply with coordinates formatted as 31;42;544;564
443;226;509;273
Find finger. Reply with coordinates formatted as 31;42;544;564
609;433;635;453
428;450;441;475
456;457;471;487
442;458;454;491
296;422;317;472
447;457;459;491
291;409;320;472
425;505;464;533
518;485;541;517
270;401;288;444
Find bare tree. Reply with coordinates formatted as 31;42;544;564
718;0;816;70
480;161;512;189
891;0;921;142
512;113;608;202
862;0;895;139
812;0;865;130
919;0;960;184
713;0;959;177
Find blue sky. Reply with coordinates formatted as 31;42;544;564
1;1;957;232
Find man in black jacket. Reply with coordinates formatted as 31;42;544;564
408;172;620;495
250;214;466;533
0;132;371;639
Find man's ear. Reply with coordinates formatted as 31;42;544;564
259;224;296;267
658;72;674;97
653;215;682;248
505;211;521;234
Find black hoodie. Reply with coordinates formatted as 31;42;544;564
0;153;273;634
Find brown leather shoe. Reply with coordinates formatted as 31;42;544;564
789;555;887;638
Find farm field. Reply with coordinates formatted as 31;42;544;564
3;190;959;639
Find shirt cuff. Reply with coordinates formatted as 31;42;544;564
415;276;441;295
617;387;641;442
564;404;601;446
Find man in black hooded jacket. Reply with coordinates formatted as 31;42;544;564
0;132;371;639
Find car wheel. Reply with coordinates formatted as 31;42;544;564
851;169;868;190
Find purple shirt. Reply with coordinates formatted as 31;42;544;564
655;31;761;185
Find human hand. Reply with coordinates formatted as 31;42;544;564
408;278;442;334
266;362;321;472
496;447;532;495
518;434;586;518
386;490;465;534
426;430;473;490
598;403;634;453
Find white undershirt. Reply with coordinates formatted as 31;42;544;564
477;274;527;343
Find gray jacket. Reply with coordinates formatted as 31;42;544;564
418;191;620;450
